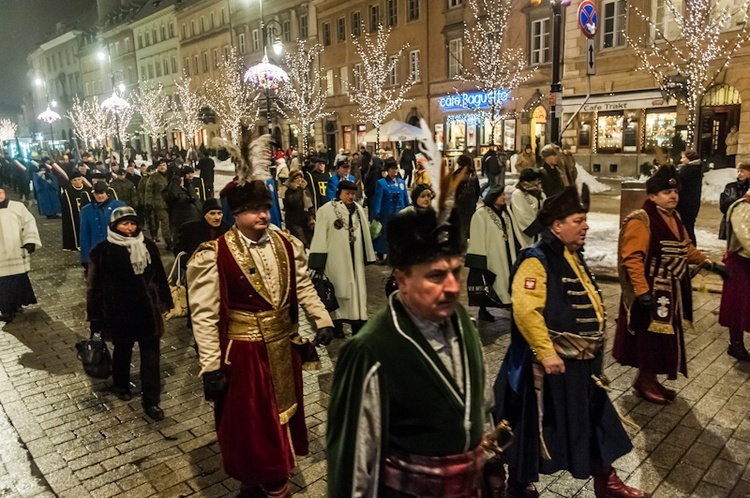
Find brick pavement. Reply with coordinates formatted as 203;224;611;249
0;195;749;497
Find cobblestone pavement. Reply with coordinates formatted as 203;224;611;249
1;194;749;498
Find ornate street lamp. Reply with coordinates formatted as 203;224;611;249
245;54;289;138
37;105;61;151
101;90;131;165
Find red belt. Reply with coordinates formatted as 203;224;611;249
383;445;485;497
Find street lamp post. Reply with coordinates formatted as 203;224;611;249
533;0;570;145
34;77;61;151
98;47;129;165
244;0;286;141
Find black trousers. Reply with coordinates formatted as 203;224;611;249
112;338;161;406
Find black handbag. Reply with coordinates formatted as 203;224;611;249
467;269;504;309
311;270;340;312
75;333;112;379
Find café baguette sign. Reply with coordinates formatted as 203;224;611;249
439;89;511;112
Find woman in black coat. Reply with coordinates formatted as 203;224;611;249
284;171;314;247
676;149;703;245
87;206;172;421
450;154;481;243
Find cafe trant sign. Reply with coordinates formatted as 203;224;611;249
439;89;511;112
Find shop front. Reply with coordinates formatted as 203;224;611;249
561;90;677;177
436;89;517;156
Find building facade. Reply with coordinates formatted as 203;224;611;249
175;0;232;146
131;0;182;149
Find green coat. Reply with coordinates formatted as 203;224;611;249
147;171;168;209
326;294;485;497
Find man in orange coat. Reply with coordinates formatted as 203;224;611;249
614;165;727;404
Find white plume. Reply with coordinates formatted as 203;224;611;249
417;118;442;210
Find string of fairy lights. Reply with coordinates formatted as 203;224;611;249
0;119;17;142
131;81;174;148
346;22;415;149
205;48;259;145
172;76;205;149
275;40;333;154
626;0;750;147
455;0;537;146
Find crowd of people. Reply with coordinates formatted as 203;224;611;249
0;134;749;498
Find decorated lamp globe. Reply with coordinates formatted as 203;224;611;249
37;106;61;124
101;91;130;113
244;54;289;91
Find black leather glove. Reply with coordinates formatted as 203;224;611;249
89;320;103;335
21;243;35;254
636;292;655;310
315;327;335;346
202;370;227;402
711;261;729;280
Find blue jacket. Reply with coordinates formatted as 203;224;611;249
32;172;61;216
326;174;355;202
372;176;409;220
79;198;126;264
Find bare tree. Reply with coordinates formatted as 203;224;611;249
132;81;173;150
205;49;259;145
276;40;333;154
68;97;112;149
172;75;205;149
457;0;536;146
0;119;17;142
347;23;415;150
627;0;750;146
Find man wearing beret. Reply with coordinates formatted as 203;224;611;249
187;159;335;497
309;180;375;338
327;209;487;497
614;165;727;404
305;156;331;212
493;184;647;498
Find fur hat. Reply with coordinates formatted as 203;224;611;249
537;184;590;227
540;144;559;159
69;171;83;180
646;165;680;194
737;161;750;172
519;167;542;182
222;179;272;213
387;209;465;268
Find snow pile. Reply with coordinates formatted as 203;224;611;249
583;212;725;270
701;168;737;204
576;164;611;193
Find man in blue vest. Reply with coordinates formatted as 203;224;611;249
493;184;646;498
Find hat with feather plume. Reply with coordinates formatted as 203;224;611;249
214;127;274;213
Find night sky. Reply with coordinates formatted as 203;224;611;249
0;0;98;109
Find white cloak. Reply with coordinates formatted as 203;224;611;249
509;188;546;248
0;201;43;277
309;201;375;321
466;206;519;304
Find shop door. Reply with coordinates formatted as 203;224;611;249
325;121;337;165
699;105;740;167
699;84;742;168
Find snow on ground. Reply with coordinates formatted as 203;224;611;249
702;168;737;203
576;164;611;193
583;212;725;270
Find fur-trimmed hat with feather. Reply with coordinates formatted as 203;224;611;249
215;127;274;213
